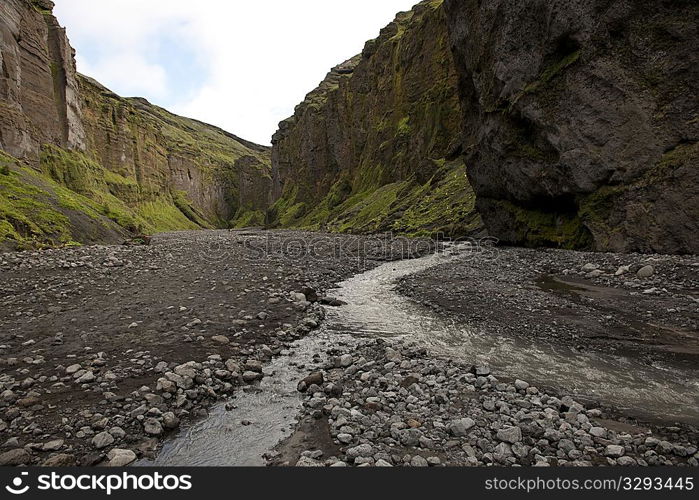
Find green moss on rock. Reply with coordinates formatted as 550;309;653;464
270;0;482;241
0;153;124;250
498;200;593;250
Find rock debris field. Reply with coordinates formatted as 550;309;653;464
0;230;697;467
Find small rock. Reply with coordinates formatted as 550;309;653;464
346;443;373;459
497;426;523;444
243;371;262;383
617;456;637;466
143;418;163;436
66;363;82;375
0;448;31;466
42;454;75;466
637;265;655;278
107;448;137;467
472;365;490;377
92;431;115;449
514;380;530;391
589;427;607;438
162;412;180;430
448;418;476;437
605;445;625;458
615;265;630;276
76;371;95;383
42;439;64;451
298;372;324;392
295;456;323;467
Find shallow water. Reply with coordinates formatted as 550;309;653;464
146;249;699;466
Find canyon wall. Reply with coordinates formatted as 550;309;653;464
3;0;696;254
270;0;483;238
444;0;698;253
0;0;271;250
273;0;697;253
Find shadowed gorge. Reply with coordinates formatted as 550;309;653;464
443;0;698;254
268;0;698;253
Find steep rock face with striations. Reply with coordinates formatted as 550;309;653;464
443;0;698;254
270;0;483;238
0;0;271;250
0;0;85;158
77;76;272;230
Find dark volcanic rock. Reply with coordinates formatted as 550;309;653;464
444;0;698;254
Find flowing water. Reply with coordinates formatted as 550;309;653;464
145;249;699;466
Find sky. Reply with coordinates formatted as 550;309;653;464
53;0;418;145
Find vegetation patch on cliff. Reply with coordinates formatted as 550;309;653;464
0;151;125;250
270;0;482;240
272;160;482;238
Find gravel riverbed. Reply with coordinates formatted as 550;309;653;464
279;339;698;467
0;230;427;466
0;232;696;467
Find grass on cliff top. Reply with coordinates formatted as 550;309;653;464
79;76;270;182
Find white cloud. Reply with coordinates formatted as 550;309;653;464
76;53;168;98
53;0;420;145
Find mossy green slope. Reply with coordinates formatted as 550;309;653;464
270;0;483;238
0;0;272;250
78;75;272;232
0;150;127;251
0;75;272;250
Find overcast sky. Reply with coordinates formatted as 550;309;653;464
53;0;418;145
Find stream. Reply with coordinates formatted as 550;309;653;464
145;249;699;466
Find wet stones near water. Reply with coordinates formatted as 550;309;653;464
297;372;324;393
398;247;698;372
288;339;698;467
0;231;400;467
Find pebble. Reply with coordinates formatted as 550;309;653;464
497;427;523;444
605;445;625;458
91;431;115;449
0;448;31;466
637;266;655;278
107;448;137;467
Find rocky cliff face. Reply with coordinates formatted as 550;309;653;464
444;0;698;254
0;0;271;250
270;0;483;238
78;76;272;230
0;0;85;159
